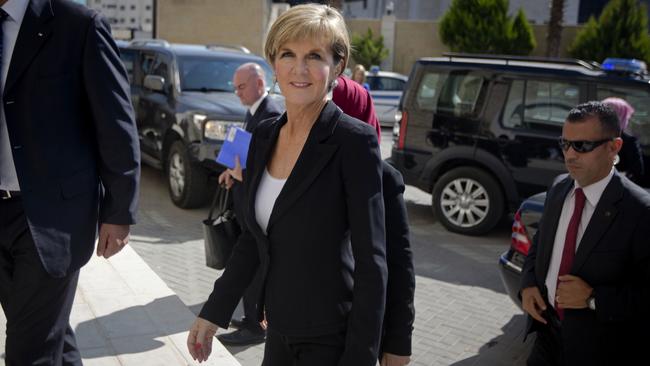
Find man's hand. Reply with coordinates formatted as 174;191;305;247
96;224;130;259
217;155;243;189
556;275;593;309
381;353;410;366
187;317;219;363
521;286;547;324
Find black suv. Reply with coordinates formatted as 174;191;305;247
390;54;650;235
117;40;277;208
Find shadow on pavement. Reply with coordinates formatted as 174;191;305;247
449;315;533;366
75;295;192;357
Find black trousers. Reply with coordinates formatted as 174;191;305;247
0;198;82;366
527;310;564;366
262;327;345;366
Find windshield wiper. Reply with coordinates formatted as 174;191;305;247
183;87;231;93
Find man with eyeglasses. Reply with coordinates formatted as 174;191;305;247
520;101;650;366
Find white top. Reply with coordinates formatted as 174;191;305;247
0;0;29;191
545;168;615;307
255;168;287;235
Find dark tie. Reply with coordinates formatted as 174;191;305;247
556;187;586;320
243;110;253;131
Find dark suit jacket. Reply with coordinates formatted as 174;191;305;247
244;95;284;133
381;161;415;356
201;101;387;365
2;0;140;277
231;95;283;225
618;132;645;185
521;171;650;365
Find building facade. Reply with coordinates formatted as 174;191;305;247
87;0;154;39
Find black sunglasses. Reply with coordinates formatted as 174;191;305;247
558;137;613;153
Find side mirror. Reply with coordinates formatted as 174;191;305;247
144;75;165;92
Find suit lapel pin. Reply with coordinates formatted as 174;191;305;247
38;32;44;37
605;211;611;217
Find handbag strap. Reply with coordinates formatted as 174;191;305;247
207;185;224;221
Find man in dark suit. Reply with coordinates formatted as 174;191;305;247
217;62;282;345
379;161;415;366
521;101;650;366
0;0;139;364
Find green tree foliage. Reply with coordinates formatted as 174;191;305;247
351;28;389;68
569;0;650;63
439;0;536;55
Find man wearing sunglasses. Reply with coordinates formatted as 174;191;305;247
520;101;650;366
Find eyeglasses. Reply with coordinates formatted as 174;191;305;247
558;137;613;153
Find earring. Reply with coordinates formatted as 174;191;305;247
330;78;339;90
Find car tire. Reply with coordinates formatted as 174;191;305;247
166;140;209;209
432;167;504;235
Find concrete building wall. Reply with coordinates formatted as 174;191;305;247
345;0;582;25
155;0;268;55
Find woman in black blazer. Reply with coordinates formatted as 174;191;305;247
187;4;387;366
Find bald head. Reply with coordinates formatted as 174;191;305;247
233;63;267;106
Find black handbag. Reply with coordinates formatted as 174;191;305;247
202;185;241;270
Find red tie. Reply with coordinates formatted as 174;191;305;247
556;187;586;320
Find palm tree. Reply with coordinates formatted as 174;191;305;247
546;0;565;57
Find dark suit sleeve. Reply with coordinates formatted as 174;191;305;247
82;13;140;225
199;228;260;328
381;163;415;356
593;208;650;323
520;230;540;292
199;130;263;328
338;125;388;366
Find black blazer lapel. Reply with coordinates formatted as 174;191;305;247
539;178;573;278
572;172;624;273
265;102;341;231
245;118;281;240
4;0;53;95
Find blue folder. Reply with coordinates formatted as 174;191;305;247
216;127;252;169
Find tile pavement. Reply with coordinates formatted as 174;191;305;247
0;245;240;366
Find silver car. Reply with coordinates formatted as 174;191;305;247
367;70;408;127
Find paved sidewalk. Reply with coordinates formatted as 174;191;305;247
0;246;240;366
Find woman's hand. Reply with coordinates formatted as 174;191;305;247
187;317;219;363
218;155;243;189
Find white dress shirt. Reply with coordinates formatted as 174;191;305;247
249;91;268;116
0;0;29;191
545;168;615;307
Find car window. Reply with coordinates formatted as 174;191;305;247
416;72;443;111
178;56;274;93
502;79;580;131
367;76;405;91
415;70;485;117
597;84;650;146
438;71;485;117
119;49;137;84
138;53;157;85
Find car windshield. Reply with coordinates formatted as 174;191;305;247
178;56;274;93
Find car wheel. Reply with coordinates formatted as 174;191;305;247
166;140;209;209
432;167;504;235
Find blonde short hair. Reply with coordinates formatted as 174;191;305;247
264;4;350;75
352;64;366;83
